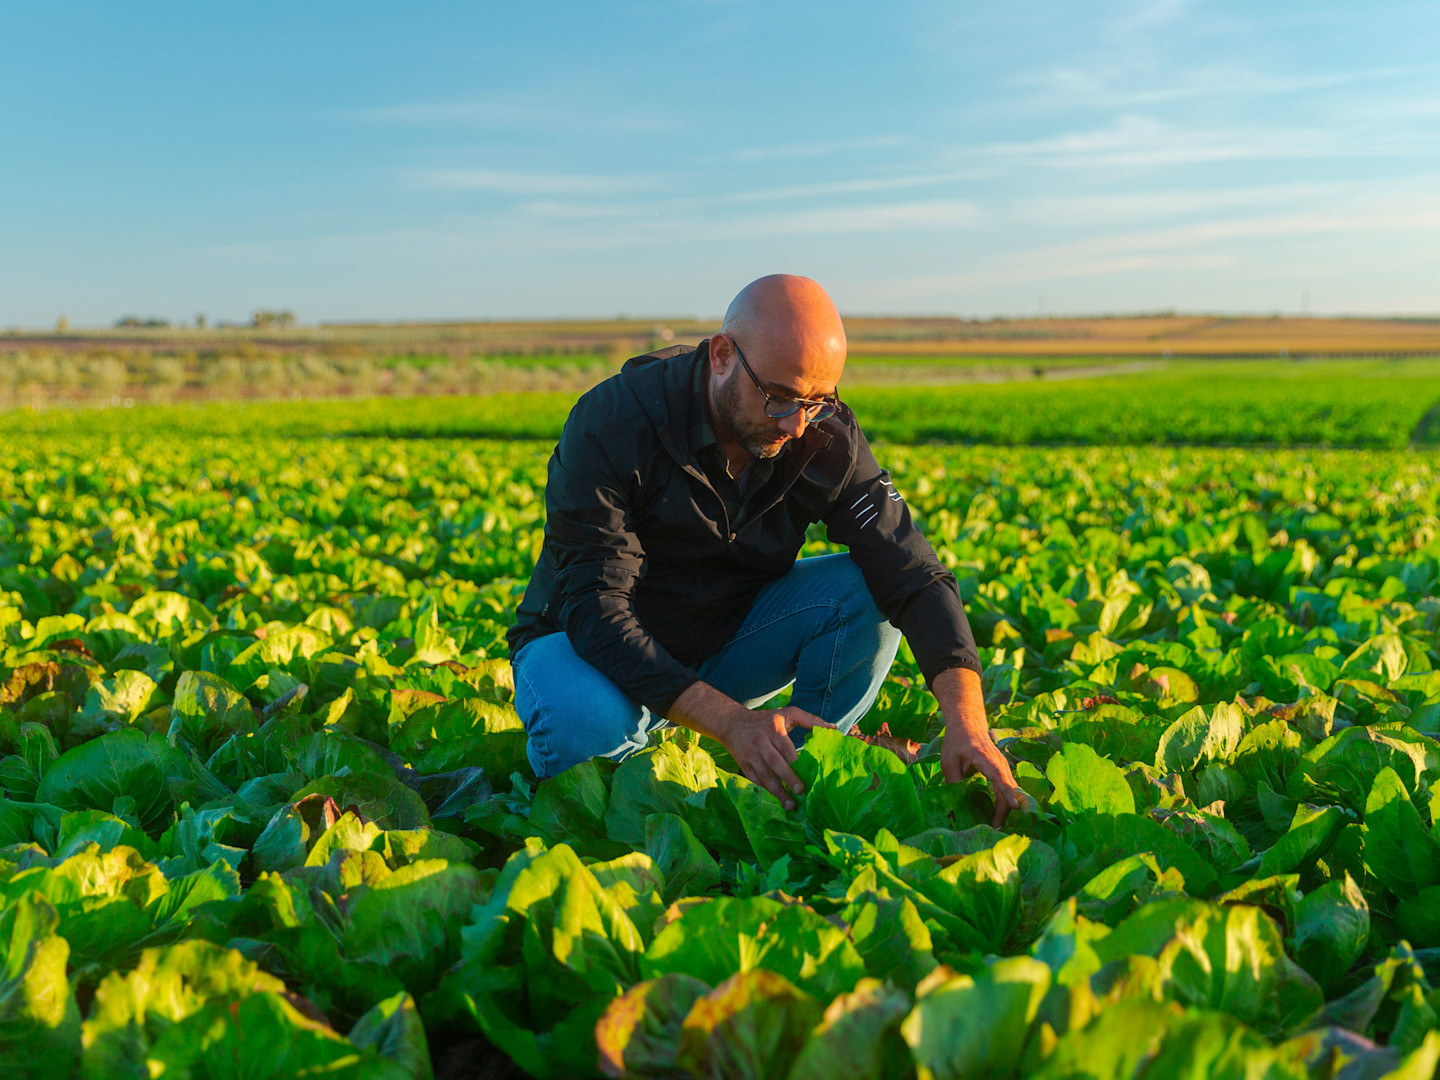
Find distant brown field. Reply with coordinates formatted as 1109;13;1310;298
4;314;1439;359
839;314;1440;356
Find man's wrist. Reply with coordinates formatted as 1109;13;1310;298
668;680;751;746
933;666;990;741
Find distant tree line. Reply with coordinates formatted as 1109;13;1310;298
111;310;297;330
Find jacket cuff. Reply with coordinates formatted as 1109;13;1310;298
919;654;984;689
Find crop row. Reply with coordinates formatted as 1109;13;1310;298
3;359;1440;447
1;435;1439;1077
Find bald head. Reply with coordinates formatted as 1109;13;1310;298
705;275;847;464
718;275;847;394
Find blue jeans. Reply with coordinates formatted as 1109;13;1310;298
512;553;903;780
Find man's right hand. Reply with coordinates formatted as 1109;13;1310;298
668;682;835;810
724;705;835;810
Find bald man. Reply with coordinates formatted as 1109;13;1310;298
508;275;1023;824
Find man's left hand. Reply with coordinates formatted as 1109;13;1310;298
931;666;1029;828
940;725;1026;828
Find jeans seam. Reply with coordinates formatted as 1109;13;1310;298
514;660;554;778
822;611;845;719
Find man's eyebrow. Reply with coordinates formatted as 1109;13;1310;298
764;378;836;399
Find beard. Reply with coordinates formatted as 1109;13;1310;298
713;371;791;459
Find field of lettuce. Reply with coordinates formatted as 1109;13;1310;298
4;423;1440;1078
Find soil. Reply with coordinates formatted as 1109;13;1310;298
430;1033;531;1080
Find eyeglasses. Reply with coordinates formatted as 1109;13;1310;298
727;337;840;423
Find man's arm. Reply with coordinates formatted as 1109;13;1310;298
822;425;1022;816
932;667;1026;827
544;410;701;714
667;682;834;811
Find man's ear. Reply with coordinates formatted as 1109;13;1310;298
709;333;734;376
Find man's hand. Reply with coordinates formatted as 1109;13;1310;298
668;683;834;810
724;705;835;810
932;666;1027;827
941;724;1026;828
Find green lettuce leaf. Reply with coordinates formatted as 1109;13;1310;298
1363;766;1440;897
342;859;486;994
595;973;711;1080
144;991;410;1079
348;991;433;1080
605;740;719;847
900;956;1050;1080
0;894;79;1080
1294;874;1369;993
643;896;865;1000
676;969;823;1080
795;728;924;841
1045;741;1135;818
36;730;181;834
644;813;721;903
80;939;287;1078
787;978;913;1080
167;670;255;758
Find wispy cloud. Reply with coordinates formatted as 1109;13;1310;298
1010;64;1418;110
396;168;663;195
733;135;913;161
1108;0;1194;36
876;193;1440;299
964;114;1433;169
194;194;988;265
733;199;984;236
514;168;997;220
363;99;677;134
1009;182;1332;227
517;197;987;245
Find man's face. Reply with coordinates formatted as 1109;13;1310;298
712;362;796;459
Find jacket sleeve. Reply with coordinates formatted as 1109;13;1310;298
821;424;982;686
544;407;701;716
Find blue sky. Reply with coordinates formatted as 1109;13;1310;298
2;0;1437;326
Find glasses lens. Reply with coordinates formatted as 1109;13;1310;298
764;399;803;419
766;398;837;421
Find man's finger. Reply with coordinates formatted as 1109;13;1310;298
763;743;805;802
794;716;838;729
782;708;837;731
991;797;1011;829
941;752;964;785
776;736;799;765
745;758;793;810
972;752;1012;796
980;766;1027;828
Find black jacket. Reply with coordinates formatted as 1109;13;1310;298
507;341;981;716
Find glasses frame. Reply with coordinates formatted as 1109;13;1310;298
726;337;840;423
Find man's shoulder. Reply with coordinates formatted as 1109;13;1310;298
621;343;696;371
571;346;696;425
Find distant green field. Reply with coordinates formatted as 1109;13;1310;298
6;359;1439;448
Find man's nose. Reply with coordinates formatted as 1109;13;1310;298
778;411;808;439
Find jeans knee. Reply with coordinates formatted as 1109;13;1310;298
830;556;897;638
513;635;648;779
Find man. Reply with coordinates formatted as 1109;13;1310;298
507;275;1023;825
